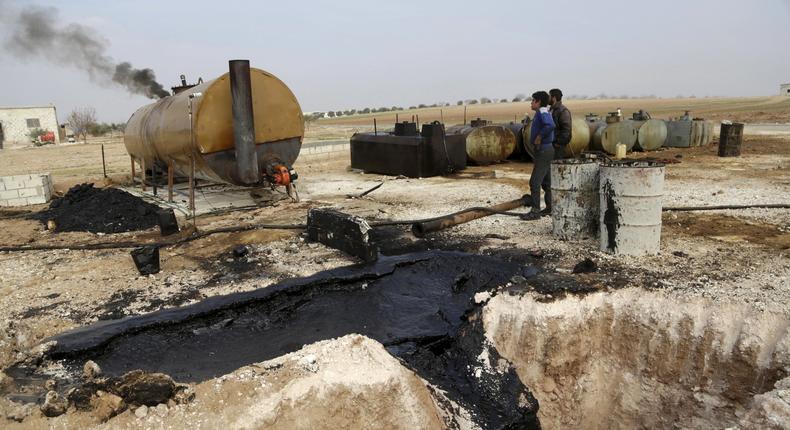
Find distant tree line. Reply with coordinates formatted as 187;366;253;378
88;122;126;136
310;93;671;120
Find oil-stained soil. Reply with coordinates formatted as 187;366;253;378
665;212;790;251
4;251;542;429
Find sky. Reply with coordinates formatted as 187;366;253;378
0;0;789;122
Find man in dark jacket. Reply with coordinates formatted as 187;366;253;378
522;91;555;220
549;88;572;159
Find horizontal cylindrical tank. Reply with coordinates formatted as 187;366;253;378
591;117;637;155
633;119;668;151
551;159;600;240
124;68;304;186
503;121;529;160
599;161;665;255
522;116;590;159
445;125;515;164
691;119;714;147
567;117;591;157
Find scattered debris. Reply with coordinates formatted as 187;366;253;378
4;402;32;422
40;390;67;417
134;405;148;418
90;391;126;422
111;370;176;406
572;258;598;274
306;208;378;262
131;246;161;275
156;209;180;236
347;182;383;199
673;251;689;258
232;245;250;258
83;360;102;380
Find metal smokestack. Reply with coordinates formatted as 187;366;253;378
229;59;259;184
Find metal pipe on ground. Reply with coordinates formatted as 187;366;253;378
411;195;528;237
229;59;259;184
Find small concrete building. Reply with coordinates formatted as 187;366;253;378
0;105;61;149
782;84;790;96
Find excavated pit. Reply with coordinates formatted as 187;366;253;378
4;251;541;429
484;290;790;429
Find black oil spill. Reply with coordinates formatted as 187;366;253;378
602;181;619;253
4;251;540;429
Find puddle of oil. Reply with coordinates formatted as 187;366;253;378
5;251;541;429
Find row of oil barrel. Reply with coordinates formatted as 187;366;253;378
450;111;714;164
551;156;665;255
584;110;715;156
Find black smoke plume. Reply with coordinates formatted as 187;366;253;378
1;4;169;99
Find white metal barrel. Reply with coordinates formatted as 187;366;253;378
599;161;665;255
551;159;600;240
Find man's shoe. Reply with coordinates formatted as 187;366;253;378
540;207;552;216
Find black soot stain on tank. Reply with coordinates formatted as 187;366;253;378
5;251;541;429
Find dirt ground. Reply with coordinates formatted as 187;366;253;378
0;129;789;428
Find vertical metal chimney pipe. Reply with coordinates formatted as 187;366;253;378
229;59;259;184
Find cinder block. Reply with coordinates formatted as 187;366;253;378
0;200;9;207
0;189;19;199
27;195;48;205
0;182;5;191
5;197;29;207
2;179;25;190
18;187;42;198
25;177;43;187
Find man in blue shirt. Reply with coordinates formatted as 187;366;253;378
523;91;555;220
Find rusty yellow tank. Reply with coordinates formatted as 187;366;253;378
124;67;304;185
445;124;515;164
567;117;591;156
520;117;589;158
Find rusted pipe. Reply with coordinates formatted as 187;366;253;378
229;59;259;184
411;195;528;237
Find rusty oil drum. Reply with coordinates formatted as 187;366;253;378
551;159;600;240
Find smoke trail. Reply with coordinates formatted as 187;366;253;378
1;4;169;99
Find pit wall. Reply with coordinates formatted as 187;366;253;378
0;173;53;206
483;289;790;429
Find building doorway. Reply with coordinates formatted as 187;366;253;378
0;123;4;150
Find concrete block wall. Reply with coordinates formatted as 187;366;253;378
0;173;54;206
299;141;350;161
